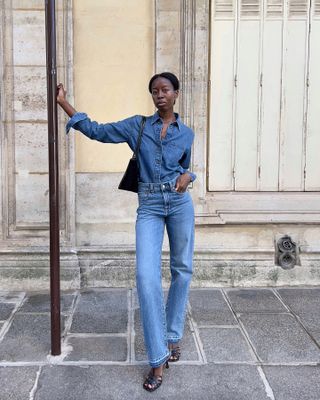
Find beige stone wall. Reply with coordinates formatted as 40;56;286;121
73;0;155;172
1;0;320;290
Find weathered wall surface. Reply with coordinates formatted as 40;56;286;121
0;0;79;289
1;0;320;290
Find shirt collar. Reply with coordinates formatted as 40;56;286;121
151;111;181;131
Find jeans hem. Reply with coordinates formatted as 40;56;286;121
149;351;171;368
167;337;181;344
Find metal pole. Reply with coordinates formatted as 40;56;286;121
45;0;61;356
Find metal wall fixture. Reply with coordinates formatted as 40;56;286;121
276;235;298;269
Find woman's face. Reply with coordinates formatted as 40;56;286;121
150;77;179;112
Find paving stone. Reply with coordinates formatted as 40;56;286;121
277;288;320;330
263;366;320;400
35;364;270;400
64;336;128;361
277;288;320;312
200;327;254;362
226;288;286;313
0;292;24;303
134;310;199;362
189;289;237;326
0;366;39;400
19;292;75;314
178;318;200;361
0;314;64;361
70;289;128;334
0;303;15;320
311;331;320;346
133;309;145;361
293;311;320;331
240;313;320;363
132;288;140;309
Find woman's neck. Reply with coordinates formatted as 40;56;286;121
158;110;175;124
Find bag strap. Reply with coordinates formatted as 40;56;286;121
132;116;146;160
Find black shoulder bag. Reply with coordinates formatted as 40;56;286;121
118;116;146;193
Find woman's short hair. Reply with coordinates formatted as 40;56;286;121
148;72;180;93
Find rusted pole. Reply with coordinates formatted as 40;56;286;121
45;0;61;356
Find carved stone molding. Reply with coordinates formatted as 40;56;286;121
0;0;75;247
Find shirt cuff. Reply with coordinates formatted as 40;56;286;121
187;172;197;182
66;112;88;134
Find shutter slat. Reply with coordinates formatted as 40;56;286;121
267;0;283;17
241;0;260;16
289;0;308;17
209;21;235;190
215;0;234;17
315;0;320;16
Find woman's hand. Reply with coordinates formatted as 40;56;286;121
56;83;77;117
175;173;192;193
57;83;67;105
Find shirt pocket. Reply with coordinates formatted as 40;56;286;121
165;142;185;166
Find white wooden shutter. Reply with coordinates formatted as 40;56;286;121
259;0;283;190
209;0;236;190
305;0;320;190
209;0;319;192
234;0;261;190
279;0;309;191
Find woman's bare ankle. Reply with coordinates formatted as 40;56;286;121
153;365;163;376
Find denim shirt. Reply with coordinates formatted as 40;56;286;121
66;111;196;183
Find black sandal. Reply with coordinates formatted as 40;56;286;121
168;345;181;362
143;361;169;392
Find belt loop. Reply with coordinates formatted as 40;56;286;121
171;176;177;190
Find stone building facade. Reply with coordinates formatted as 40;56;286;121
1;0;320;290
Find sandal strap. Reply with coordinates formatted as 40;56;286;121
146;374;162;384
171;346;180;354
144;371;163;391
171;347;181;356
169;345;181;361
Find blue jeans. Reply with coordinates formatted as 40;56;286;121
135;176;195;368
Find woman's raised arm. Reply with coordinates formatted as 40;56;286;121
56;83;137;145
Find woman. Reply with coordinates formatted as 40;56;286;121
57;72;196;392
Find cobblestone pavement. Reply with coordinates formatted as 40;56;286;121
0;287;319;399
